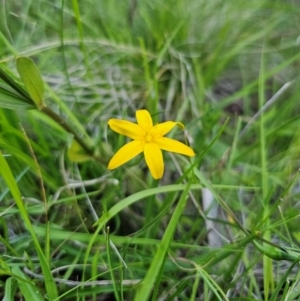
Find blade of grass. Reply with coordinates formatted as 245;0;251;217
0;83;34;110
82;183;203;284
71;0;91;77
190;272;201;301
33;223;207;250
0;151;58;299
94;184;202;228
215;50;300;111
11;266;44;301
227;116;242;169
139;38;158;120
0;166;29;201
259;43;273;300
196;265;230;301
0;141;52;183
0;67;33;103
133;179;192;301
0;31;18;56
3;277;18;301
177;118;229;183
106;227;121;301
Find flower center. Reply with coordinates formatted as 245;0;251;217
145;134;153;143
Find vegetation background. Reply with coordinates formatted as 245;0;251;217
1;0;300;300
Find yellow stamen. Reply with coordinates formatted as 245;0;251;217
146;134;153;143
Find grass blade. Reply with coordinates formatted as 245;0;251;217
133;180;192;301
3;277;18;301
0;151;58;299
11;266;43;301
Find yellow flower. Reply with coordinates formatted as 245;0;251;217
107;110;195;179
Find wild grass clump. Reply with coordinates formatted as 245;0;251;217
1;0;300;300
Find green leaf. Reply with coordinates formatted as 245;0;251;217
0;83;35;110
93;184;202;227
0;67;32;102
68;139;92;163
132;180;210;301
11;266;44;301
3;277;18;301
16;57;45;108
0;151;58;299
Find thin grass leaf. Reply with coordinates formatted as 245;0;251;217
0;84;35;110
0;151;58;299
177;118;229;184
3;277;18;301
82;183;203;286
259;44;273;300
196;266;230;301
11;266;43;301
278;265;300;300
190;273;201;301
133;180;192;301
0;67;32;102
0;166;30;201
71;0;90;74
33;224;206;250
94;184;202;228
0;142;40;175
215;50;300;111
106;227;121;301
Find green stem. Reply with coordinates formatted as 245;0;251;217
41;105;106;163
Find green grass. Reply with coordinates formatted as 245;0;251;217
1;0;300;300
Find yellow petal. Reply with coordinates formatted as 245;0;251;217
136;110;153;131
144;143;164;179
108;141;144;170
155;137;195;156
108;119;144;139
155;121;184;136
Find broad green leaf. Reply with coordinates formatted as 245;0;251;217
68;139;92;163
16;57;45;108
